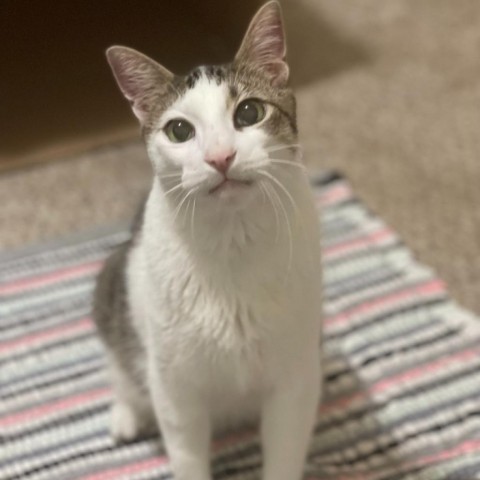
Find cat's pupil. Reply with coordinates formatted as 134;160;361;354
165;119;195;143
234;100;265;128
173;121;190;141
171;120;193;142
238;103;257;124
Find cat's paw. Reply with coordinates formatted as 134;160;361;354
110;402;145;443
110;400;158;443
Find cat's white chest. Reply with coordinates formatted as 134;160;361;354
143;258;283;426
129;235;298;420
149;256;281;375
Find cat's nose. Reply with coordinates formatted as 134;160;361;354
205;151;236;174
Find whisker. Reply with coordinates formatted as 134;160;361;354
269;159;307;171
260;180;280;244
172;188;185;205
158;173;183;180
265;143;302;153
245;148;304;168
172;189;194;223
190;196;197;238
184;197;192;227
259;181;267;204
258;170;299;215
264;179;293;273
163;183;184;198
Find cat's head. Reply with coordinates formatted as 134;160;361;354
106;1;299;211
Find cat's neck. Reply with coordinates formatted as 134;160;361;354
145;175;303;266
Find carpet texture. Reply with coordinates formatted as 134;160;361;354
2;175;480;480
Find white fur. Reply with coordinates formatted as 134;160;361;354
112;73;323;480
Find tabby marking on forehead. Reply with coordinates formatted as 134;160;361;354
204;65;228;85
229;84;239;99
185;65;228;89
185;67;202;89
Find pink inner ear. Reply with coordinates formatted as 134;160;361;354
266;61;289;86
236;2;289;85
116;69;141;102
107;51;137;101
108;53;148;121
106;46;173;124
109;52;155;102
253;11;286;62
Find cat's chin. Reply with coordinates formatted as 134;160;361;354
202;178;258;209
208;178;253;196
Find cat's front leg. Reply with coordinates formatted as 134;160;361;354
148;365;212;480
261;350;321;480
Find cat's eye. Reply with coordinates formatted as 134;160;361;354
234;99;266;128
164;119;195;143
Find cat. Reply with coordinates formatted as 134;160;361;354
93;2;323;479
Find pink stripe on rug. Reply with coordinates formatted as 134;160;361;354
372;346;480;394
0;317;93;354
318;183;352;206
79;456;169;480
416;438;480;467
325;278;445;328
363;438;480;480
323;228;394;258
0;387;110;428
0;260;103;296
318;347;480;420
80;430;258;480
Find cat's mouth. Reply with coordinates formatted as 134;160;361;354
209;178;252;195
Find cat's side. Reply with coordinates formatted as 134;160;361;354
93;2;323;479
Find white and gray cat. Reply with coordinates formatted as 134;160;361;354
93;2;323;479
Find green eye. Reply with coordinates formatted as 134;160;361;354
234;99;266;128
164;119;195;143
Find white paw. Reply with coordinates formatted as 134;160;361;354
110;402;142;443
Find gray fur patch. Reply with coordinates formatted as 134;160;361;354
93;213;147;393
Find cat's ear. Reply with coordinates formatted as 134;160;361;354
106;46;174;123
234;1;289;87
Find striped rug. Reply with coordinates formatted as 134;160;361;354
2;172;480;480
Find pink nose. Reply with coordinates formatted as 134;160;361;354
206;152;236;174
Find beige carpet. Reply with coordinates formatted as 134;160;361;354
2;0;480;313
